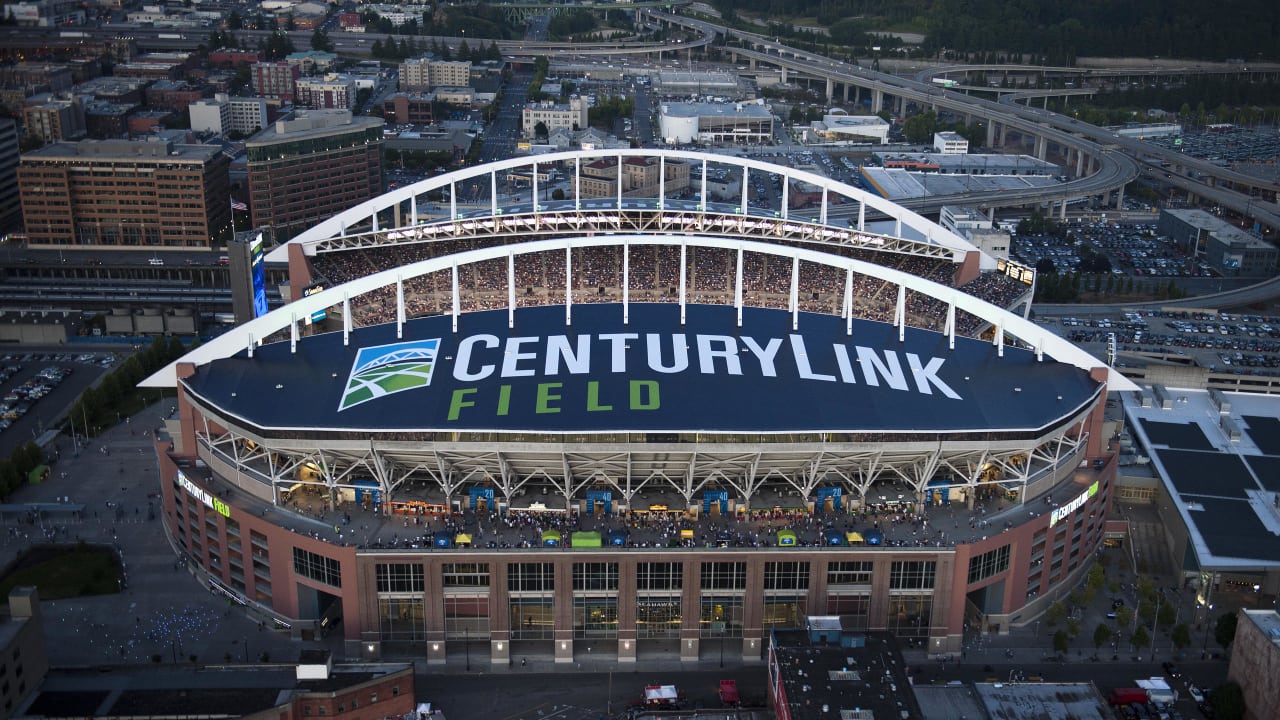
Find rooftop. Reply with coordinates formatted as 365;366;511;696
1241;608;1280;649
661;102;772;119
971;682;1110;720
21;138;222;162
771;628;920;720
1162;208;1274;250
1124;388;1280;568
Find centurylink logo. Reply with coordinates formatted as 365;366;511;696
338;338;441;411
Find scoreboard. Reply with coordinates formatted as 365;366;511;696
997;258;1035;286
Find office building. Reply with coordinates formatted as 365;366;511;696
251;62;300;103
1158;208;1278;277
18;138;230;248
244;110;383;243
522;97;589;137
398;57;471;91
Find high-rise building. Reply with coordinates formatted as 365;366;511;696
398;57;471;91
21;96;85;142
245;110;383;243
189;94;272;137
295;74;356;110
18;138;231;248
251;61;300;103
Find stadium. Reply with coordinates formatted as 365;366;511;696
144;149;1135;663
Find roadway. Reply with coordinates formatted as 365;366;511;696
653;12;1280;230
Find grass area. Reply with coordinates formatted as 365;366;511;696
0;545;122;604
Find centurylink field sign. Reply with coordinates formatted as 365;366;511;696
183;303;1101;434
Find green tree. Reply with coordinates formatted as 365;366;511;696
227;10;242;30
902;110;938;144
1215;612;1238;649
1138;598;1156;624
1130;624;1150;652
1157;601;1176;629
310;28;334;52
1115;606;1133;629
533;121;548;140
1086;563;1105;591
1066;618;1080;639
1093;623;1113;651
1171;623;1192;650
1052;629;1070;655
1045;599;1066;627
1209;681;1246;720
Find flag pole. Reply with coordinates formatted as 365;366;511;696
230;194;237;238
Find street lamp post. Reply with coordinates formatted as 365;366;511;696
464;632;470;671
1200;604;1214;658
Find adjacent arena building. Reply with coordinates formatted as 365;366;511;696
144;150;1135;663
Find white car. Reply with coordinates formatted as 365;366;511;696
1188;685;1205;703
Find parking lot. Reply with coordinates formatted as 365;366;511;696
1044;309;1280;376
1145;126;1280;168
0;349;114;456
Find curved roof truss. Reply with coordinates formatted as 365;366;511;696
269;148;980;262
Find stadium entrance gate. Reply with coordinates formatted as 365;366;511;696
816;487;843;513
469;487;495;512
702;491;729;516
585;490;613;515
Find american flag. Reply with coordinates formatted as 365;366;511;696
230;200;248;211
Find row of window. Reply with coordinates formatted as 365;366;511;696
377;592;936;642
376;560;936;594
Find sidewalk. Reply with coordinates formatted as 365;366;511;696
1;400;332;668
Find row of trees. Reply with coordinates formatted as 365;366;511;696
0;337;184;501
69;337;187;441
707;0;1277;63
369;35;501;63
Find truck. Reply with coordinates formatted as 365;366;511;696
719;680;740;707
1136;677;1178;705
1108;688;1150;706
931;78;959;88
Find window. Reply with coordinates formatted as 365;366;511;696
828;561;874;586
636;598;682;638
573;563;619;592
378;597;425;641
887;595;933;640
292;547;341;588
764;562;809;591
889;561;936;591
637;562;682;591
510;598;554;639
699;596;743;637
572;595;619;638
700;562;746;591
967;545;1011;584
444;596;489;639
508;563;554;593
376;563;424;593
442;563;489;588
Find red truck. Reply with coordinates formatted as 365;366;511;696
1108;688;1149;706
719;680;740;707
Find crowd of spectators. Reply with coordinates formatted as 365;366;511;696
307;236;1028;336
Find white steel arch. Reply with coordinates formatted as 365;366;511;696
267;149;981;262
145;234;1137;393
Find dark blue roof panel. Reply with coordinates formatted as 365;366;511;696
183;303;1101;434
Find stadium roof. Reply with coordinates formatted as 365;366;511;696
181;303;1102;435
148;236;1133;399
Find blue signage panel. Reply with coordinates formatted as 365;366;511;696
185;303;1100;435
